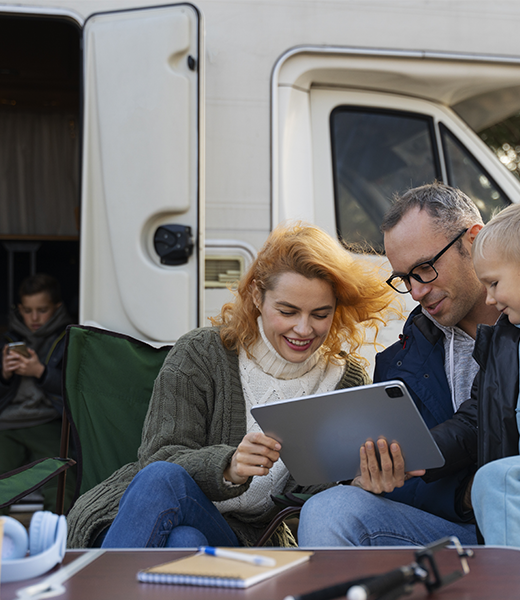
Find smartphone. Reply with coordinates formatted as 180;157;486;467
7;342;30;358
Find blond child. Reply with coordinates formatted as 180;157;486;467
469;203;520;545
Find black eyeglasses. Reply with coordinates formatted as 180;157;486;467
386;228;468;294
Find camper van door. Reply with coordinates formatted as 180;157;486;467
80;3;202;343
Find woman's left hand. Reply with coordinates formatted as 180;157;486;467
224;432;281;485
351;438;425;494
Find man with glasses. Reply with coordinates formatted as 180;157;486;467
298;182;499;547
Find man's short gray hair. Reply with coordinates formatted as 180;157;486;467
472;203;520;263
381;182;483;239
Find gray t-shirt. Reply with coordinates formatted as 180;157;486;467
422;309;479;412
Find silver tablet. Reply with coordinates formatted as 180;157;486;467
251;380;445;485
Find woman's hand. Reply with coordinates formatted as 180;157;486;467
2;346;45;380
224;432;281;485
351;438;425;495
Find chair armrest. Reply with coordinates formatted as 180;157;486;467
0;457;76;509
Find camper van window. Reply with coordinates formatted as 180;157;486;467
440;123;510;222
330;107;440;252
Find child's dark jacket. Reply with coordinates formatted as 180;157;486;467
425;314;520;481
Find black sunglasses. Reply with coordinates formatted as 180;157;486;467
386;228;469;294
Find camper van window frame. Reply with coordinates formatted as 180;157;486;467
439;122;511;219
329;106;442;252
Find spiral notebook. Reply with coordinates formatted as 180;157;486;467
137;549;313;588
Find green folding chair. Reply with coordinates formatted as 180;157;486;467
56;325;172;512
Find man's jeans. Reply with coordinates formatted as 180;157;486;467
472;456;520;547
298;485;477;547
101;462;240;548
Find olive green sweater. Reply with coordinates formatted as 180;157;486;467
67;327;369;548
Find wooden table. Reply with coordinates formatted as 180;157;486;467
2;546;520;600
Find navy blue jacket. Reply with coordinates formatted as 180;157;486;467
374;305;475;523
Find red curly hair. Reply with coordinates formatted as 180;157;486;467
210;223;400;361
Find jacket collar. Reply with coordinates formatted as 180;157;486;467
474;314;520;370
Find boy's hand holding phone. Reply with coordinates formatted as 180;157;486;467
2;344;45;380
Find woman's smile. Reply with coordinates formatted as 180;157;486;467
283;336;314;350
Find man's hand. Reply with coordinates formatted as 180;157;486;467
2;346;45;380
351;438;425;495
224;432;281;485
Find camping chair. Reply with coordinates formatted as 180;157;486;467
57;324;305;546
0;324;168;513
254;492;311;546
56;325;172;512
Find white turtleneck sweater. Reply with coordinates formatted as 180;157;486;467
214;317;345;516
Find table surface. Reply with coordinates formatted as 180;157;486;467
3;546;520;600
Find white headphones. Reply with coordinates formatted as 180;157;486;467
1;511;67;583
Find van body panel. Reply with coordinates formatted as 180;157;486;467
2;0;520;355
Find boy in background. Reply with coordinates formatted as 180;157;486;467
0;273;73;513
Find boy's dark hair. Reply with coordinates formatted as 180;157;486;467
19;274;62;304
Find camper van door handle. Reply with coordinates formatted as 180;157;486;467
154;225;194;265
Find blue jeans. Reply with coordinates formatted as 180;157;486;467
298;485;477;547
472;456;520;546
101;462;240;548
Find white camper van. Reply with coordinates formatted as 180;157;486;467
1;0;520;353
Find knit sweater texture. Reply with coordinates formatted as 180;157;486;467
67;327;369;548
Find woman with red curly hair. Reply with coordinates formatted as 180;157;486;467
67;223;398;549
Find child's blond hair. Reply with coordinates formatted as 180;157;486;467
472;203;520;263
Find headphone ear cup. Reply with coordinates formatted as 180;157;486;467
1;513;66;583
1;516;29;560
29;511;58;556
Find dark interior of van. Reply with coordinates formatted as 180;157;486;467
0;14;81;329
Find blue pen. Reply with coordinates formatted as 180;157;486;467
199;546;276;567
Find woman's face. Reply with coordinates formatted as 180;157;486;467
253;272;336;363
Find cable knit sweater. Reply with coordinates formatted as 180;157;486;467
67;327;369;548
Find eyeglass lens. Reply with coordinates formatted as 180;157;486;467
391;263;438;292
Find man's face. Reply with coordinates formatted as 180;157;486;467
474;248;520;325
384;208;484;328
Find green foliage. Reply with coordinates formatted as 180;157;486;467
479;113;520;180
